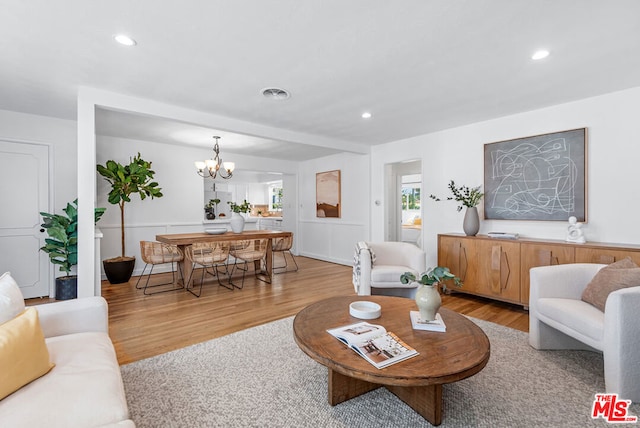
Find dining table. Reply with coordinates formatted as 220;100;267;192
155;230;293;285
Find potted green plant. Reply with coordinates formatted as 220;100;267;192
227;200;251;233
205;198;221;220
400;267;462;321
97;153;163;283
39;199;106;300
430;180;484;236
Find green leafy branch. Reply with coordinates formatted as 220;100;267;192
430;180;484;212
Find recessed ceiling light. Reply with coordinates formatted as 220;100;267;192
261;87;291;100
114;34;137;46
361;112;372;119
531;50;550;60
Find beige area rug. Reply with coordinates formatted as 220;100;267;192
120;316;639;427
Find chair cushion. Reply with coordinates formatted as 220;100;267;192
0;331;129;428
581;258;640;311
371;265;419;288
537;297;605;347
0;307;54;400
0;272;25;324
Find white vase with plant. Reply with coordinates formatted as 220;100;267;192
401;267;462;321
430;180;484;236
228;200;251;233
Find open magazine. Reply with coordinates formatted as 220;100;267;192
327;322;418;369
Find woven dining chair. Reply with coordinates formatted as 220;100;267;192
135;241;184;295
184;241;232;297
272;234;298;274
229;238;269;289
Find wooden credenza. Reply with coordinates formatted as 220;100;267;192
437;233;640;308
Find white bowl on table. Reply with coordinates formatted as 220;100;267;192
349;301;382;320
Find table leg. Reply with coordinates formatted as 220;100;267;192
328;368;443;425
385;384;442;426
327;368;380;405
178;245;192;287
253;238;274;283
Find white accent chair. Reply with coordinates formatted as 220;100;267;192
354;241;426;298
529;263;640;402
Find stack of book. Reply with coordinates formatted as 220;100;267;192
410;311;446;332
488;232;519;239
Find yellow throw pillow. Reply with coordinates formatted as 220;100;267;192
0;307;54;400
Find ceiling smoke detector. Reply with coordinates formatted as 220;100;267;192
261;87;291;100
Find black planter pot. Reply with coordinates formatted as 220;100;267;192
103;257;136;284
56;276;78;300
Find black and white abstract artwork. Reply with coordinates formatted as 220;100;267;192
483;128;587;221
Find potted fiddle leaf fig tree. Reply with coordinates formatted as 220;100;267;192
97;153;163;284
39;199;106;300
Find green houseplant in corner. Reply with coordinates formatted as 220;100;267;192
401;267;462;321
97;153;163;284
39;199;106;299
430;180;484;236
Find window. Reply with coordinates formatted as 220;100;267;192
401;174;421;223
269;183;283;212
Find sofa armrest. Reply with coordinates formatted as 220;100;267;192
406;246;426;273
603;286;640;399
604;286;640;351
529;263;605;303
358;249;373;295
34;296;109;338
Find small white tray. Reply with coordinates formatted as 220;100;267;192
205;228;227;235
349;301;381;319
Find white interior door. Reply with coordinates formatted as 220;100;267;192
0;140;51;298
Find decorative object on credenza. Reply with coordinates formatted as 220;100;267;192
400;267;462;321
97;153;163;284
195;136;235;179
483;128;587;221
430;180;484;236
205;198;221;220
488;231;520;239
228;200;251;233
316;170;341;218
40;199;105;299
566;216;586;243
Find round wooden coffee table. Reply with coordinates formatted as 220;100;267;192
293;295;490;426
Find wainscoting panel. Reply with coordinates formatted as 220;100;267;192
298;220;367;266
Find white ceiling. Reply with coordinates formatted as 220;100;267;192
2;1;640;160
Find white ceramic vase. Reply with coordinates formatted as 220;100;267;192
230;212;245;233
415;283;442;321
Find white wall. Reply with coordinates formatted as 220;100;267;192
96;135;299;277
0;109;77;295
297;153;370;264
371;86;640;267
0;109;77;212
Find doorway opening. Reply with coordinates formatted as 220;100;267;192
384;160;422;246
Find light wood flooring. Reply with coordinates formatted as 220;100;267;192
31;256;530;365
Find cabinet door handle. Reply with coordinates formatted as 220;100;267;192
500;251;511;291
459;243;467;281
491;245;511;293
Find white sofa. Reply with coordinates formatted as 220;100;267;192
529;263;640;402
353;241;426;298
0;296;134;428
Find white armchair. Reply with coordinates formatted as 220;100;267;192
353;241;426;298
529;263;640;402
